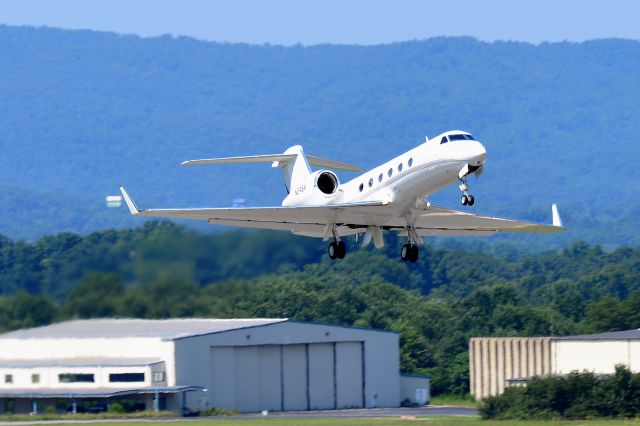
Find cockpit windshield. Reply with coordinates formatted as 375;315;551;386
441;134;475;144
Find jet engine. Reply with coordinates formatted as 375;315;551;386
313;170;340;195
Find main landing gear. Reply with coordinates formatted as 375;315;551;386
459;178;475;206
328;240;346;260
327;224;346;260
401;243;419;263
400;226;419;263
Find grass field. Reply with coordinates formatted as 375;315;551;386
8;418;639;426
428;395;478;408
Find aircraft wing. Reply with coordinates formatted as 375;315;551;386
404;204;565;237
120;186;564;238
119;186;391;237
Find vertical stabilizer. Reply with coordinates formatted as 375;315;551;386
273;145;312;193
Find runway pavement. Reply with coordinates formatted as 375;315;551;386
0;406;477;424
228;406;477;419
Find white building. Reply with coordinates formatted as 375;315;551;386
469;329;640;400
0;318;429;414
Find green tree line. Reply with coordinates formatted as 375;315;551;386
2;222;640;395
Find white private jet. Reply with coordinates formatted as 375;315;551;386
120;130;564;262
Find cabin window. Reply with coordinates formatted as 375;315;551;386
388;168;393;177
440;136;448;144
398;163;403;172
408;158;413;167
359;183;364;192
4;374;12;384
109;373;145;383
368;178;373;187
378;173;383;183
31;374;40;384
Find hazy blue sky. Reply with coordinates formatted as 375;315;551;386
1;0;639;45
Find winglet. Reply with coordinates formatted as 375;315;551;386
119;185;140;215
552;203;563;227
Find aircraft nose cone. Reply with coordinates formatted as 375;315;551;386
469;142;487;166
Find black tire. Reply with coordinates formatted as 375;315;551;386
467;194;475;206
400;244;410;261
461;194;468;205
328;242;338;260
337;240;347;259
409;245;419;263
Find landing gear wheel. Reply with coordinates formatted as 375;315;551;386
467;194;475;206
336;240;346;259
328;242;338;260
401;244;411;261
461;194;468;206
409;245;419;263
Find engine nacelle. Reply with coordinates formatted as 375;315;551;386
312;170;340;195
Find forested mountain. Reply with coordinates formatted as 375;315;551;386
1;25;639;247
2;222;640;395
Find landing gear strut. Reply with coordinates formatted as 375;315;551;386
400;226;419;263
459;179;475;206
327;225;346;260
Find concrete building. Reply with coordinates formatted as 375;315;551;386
469;329;640;400
0;318;428;414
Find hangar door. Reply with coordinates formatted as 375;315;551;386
209;342;364;412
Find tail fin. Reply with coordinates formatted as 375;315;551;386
274;145;311;193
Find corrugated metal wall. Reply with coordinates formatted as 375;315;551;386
210;342;364;412
469;337;551;400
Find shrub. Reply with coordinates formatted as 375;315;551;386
480;365;640;420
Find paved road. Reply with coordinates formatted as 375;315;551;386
0;406;477;424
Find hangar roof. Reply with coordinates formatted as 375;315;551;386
554;329;640;340
0;318;288;340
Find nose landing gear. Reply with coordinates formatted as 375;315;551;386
459;179;475;206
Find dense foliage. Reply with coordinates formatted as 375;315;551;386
480;366;640;419
0;26;639;247
2;221;640;395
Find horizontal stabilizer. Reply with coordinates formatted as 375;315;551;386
306;155;362;171
181;154;296;166
181;153;361;171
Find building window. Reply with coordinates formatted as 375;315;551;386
59;373;94;383
109;373;145;383
31;374;40;384
408;158;413;167
5;374;12;384
359;183;363;192
152;371;166;383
